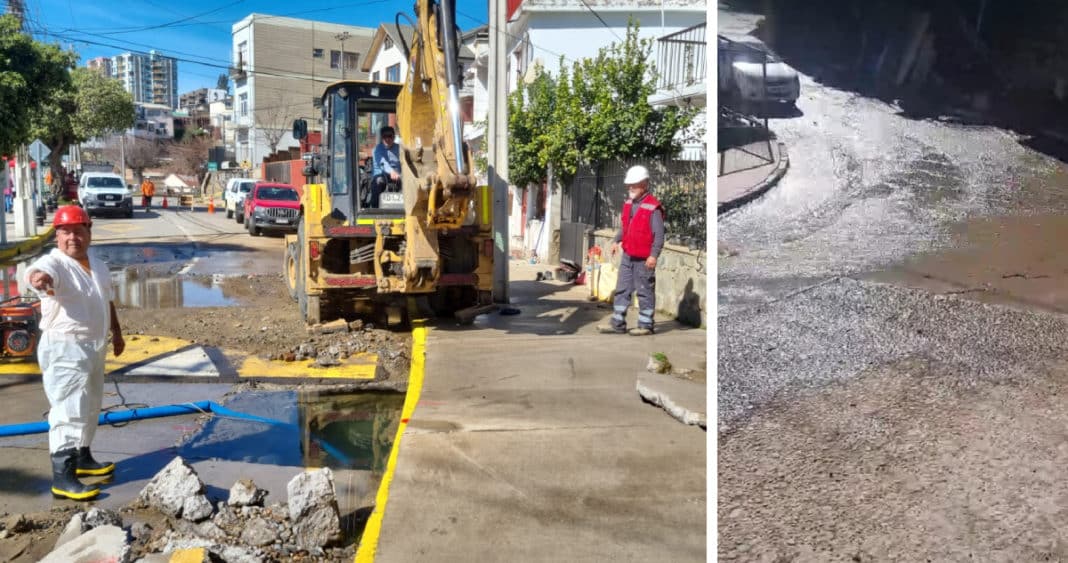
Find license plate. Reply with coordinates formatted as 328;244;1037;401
275;218;289;224
104;202;117;207
381;192;402;205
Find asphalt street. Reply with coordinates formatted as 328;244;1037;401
717;7;1067;422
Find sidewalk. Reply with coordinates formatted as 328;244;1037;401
365;261;707;562
0;209;55;263
717;139;789;214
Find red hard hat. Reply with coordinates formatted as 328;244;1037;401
53;205;91;228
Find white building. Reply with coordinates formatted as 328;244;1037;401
230;14;376;172
107;51;179;109
132;103;175;139
496;0;707;261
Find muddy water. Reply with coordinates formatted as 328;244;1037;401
110;268;237;308
867;163;1068;313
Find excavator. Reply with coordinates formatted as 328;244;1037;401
286;0;494;326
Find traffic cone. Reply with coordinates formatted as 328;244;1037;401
162;195;168;209
208;198;215;214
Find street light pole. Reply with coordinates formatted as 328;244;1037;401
335;32;351;80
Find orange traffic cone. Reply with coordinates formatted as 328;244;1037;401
208;198;215;214
162;195;168;209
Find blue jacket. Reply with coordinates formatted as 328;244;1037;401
373;142;400;177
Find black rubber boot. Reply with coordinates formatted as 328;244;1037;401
75;447;115;476
52;449;100;501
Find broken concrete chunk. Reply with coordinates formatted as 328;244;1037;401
239;516;279;547
84;507;123;530
129;521;153;541
212;505;241;533
182;495;214;522
313;319;349;334
40;525;129;563
286;468;342;548
52;512;86;550
228;478;268;507
138;457;206;518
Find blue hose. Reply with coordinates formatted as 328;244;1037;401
0;401;295;438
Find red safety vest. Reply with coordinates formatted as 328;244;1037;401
620;194;662;259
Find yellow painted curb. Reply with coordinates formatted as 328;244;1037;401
240;352;377;380
0;226;55;262
354;322;427;563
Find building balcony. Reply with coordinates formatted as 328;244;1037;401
229;60;247;81
651;22;706;106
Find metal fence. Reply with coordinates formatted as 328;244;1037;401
561;157;706;261
657;23;707;92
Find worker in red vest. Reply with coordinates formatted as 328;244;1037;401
598;165;665;336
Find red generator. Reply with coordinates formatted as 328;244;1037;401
0;297;41;360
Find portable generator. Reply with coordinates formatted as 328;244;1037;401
0;296;41;360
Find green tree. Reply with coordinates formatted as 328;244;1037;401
32;67;135;187
0;15;74;155
507;21;696;186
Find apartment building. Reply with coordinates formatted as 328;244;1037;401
105;51;179;109
86;56;113;76
230;14;375;169
180;88;229;112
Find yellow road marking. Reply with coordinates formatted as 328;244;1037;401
0;334;379;380
354;322;426;563
95;223;140;234
169;548;207;562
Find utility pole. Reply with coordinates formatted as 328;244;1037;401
119;133;127;183
487;0;510;303
335;32;351;80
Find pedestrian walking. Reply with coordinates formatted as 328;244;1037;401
25;205;125;501
597;165;665;336
140;177;155;209
3;174;12;213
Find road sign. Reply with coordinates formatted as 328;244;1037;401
28;139;50;162
207;162;219;171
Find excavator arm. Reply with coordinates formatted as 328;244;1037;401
395;0;475;289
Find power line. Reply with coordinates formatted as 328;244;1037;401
577;0;623;42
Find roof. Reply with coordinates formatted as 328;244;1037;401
232;13;376;36
361;23;416;72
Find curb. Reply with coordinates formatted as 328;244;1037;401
717;141;790;215
636;373;707;429
0;225;55;263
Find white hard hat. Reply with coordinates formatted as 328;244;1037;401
623;165;649;185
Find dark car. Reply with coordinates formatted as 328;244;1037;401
244;183;301;236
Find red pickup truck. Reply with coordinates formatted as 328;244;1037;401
243;183;301;236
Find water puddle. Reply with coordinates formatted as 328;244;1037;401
110;269;238;308
178;390;404;538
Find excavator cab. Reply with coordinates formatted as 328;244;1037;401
296;81;403;223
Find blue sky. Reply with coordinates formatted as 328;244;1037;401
24;0;490;93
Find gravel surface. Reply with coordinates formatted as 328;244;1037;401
718;277;1068;426
117;272;412;381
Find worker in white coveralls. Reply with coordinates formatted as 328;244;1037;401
25;205;125;501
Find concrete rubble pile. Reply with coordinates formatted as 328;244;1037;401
271;319;408;371
30;457;355;563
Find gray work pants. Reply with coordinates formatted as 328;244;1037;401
611;254;656;330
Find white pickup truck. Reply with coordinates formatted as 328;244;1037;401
78;172;134;218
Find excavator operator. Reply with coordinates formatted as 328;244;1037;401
369;125;401;208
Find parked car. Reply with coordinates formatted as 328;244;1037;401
77;172;133;218
719;35;800;104
243;183;301;236
224;178;257;222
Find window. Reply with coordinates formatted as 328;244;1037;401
236;41;248;66
329;94;350;196
312;48;324;58
330;50;359;71
386;63;400;82
384;36;393;50
372;71;380;82
239;93;248;117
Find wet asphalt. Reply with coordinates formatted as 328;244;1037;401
717;9;1068;426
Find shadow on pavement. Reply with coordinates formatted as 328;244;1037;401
0;467;50;497
734;0;1068;165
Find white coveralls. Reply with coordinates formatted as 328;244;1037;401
25;248;113;454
